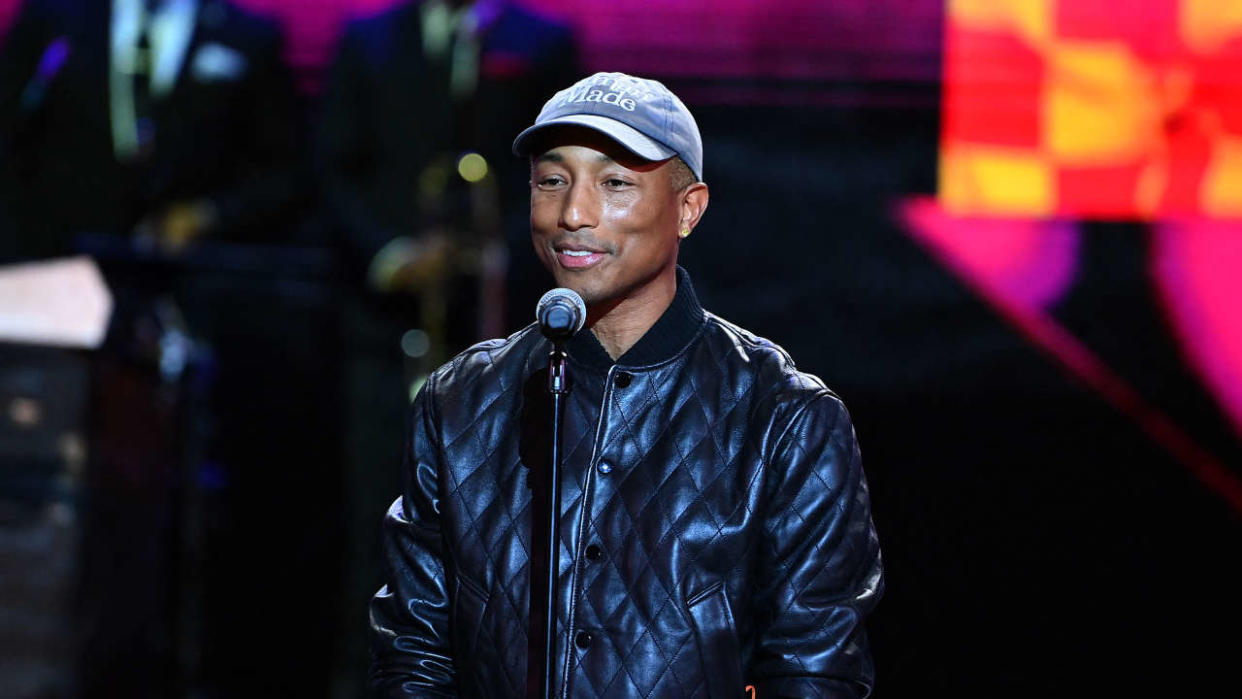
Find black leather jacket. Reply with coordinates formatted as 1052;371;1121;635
371;270;883;697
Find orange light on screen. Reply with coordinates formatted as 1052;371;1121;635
940;0;1242;220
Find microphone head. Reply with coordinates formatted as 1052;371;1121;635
536;288;587;340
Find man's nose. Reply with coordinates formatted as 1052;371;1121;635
558;181;598;232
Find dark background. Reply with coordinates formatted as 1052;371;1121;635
2;1;1241;697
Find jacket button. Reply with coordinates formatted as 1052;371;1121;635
575;631;592;649
614;371;632;388
597;461;613;474
585;544;602;561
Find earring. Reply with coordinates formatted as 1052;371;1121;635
678;228;690;239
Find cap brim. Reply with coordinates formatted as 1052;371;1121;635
512;114;677;163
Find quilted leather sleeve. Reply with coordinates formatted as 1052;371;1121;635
369;378;456;697
749;393;884;698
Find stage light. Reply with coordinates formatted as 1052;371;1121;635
457;152;488;183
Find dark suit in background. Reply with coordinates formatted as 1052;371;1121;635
0;0;305;261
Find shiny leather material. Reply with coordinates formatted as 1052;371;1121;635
371;273;883;698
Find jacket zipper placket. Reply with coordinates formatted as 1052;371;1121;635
557;364;619;697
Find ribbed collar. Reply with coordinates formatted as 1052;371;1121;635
565;266;706;372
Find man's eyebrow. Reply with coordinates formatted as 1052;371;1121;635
533;151;618;164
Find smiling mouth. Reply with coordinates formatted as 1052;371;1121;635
555;248;606;269
552;241;610;270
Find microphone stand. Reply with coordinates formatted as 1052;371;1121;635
542;342;569;699
532;288;584;699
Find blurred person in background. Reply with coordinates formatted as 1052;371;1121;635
0;0;305;262
314;1;577;692
316;0;578;334
0;2;320;697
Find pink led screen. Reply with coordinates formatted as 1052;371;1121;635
0;0;942;96
239;0;941;93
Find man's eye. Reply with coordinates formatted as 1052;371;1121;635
604;179;630;189
535;176;565;188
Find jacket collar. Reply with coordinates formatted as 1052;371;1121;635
566;266;707;372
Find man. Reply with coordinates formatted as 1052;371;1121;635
370;72;884;697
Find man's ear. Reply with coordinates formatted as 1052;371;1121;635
678;182;709;236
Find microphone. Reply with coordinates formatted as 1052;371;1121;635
536;288;586;342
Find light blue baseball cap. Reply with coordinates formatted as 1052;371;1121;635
512;72;704;182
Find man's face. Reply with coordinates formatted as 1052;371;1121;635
529;128;687;312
